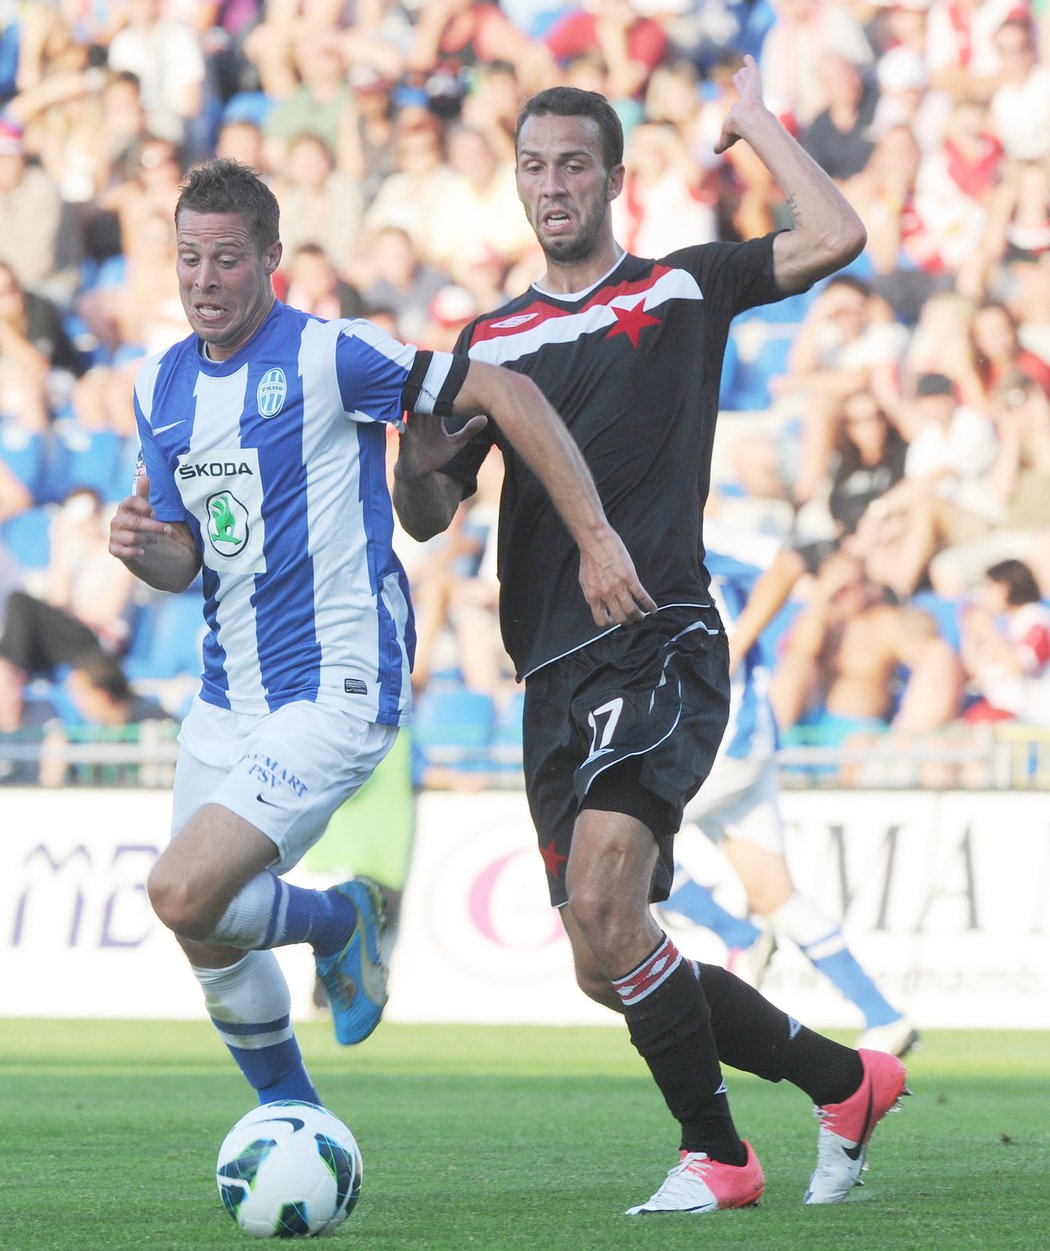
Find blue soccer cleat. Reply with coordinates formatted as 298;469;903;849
315;878;389;1045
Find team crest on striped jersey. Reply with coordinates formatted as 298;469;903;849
256;367;287;417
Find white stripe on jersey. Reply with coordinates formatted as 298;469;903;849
467;266;703;366
188;366;269;707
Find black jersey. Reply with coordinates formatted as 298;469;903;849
444;234;786;678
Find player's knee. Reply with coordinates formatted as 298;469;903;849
147;862;214;940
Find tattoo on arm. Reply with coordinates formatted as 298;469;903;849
785;191;801;223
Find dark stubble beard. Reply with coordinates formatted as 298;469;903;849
537;208;607;267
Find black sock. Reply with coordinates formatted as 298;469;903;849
696;961;863;1106
614;938;746;1164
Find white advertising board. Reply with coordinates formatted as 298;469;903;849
2;787;1048;1029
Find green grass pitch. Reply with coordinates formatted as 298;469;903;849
1;1020;1046;1250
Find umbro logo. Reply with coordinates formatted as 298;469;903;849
490;313;539;329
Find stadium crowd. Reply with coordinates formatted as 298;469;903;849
0;0;1049;788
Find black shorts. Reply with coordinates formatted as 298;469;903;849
522;607;730;907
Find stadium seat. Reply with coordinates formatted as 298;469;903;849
0;425;44;499
720;312;796;411
40;424;127;504
412;684;496;771
1;505;54;570
910;591;963;653
124;591;205;681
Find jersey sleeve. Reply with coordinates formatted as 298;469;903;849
335;319;469;424
665;233;791;318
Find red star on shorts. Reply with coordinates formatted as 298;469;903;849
606;299;661;347
539;839;569;877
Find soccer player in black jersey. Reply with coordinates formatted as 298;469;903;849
393;57;909;1213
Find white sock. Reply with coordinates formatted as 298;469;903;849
769;892;847;959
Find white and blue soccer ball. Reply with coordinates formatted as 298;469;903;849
216;1100;363;1238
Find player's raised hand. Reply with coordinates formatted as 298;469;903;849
714;54;765;155
577;526;657;627
108;472;170;560
396;411;489;483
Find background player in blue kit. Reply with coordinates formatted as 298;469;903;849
660;520;920;1060
107;158;651;1111
394;61;909;1213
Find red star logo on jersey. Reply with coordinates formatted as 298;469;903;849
539;839;568;877
606;299;661;347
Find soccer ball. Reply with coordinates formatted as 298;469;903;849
216;1100;363;1238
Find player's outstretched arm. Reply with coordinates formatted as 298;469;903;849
109;473;202;593
715;54;867;293
392;408;484;542
456;362;655;627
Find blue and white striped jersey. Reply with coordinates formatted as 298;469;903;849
702;520;781;763
134;301;466;724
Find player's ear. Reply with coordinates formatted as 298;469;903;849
607;163;625;202
264;241;283;274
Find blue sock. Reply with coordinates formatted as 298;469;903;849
210;873;356;957
664;877;764;950
806;947;901;1029
193;951;321;1104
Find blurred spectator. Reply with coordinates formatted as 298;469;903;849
0;486;135;683
407;0;553;96
338;0;416;84
77;206;188;362
359;109;461;265
105;0;208;157
283;242;365;321
826;390;908;538
65;650;176;728
261;30;357;171
960;557;1050;724
858;371;1001;597
0;119;74;305
214;115;267;168
868;44;948;156
930;375;1050;593
352;224;451;344
0;260;76;429
271;131;364;272
0;655;62;786
759;0;873;130
98;133;185;264
242;0;350;99
846;121;980;322
969;298;1050;401
799;53;877;182
966;157;1050;302
732;275;908;506
343;64;398;207
611;120;718;256
989;15;1050;161
544;0;668;103
769;549;964;745
0;455;32;523
459;59;524;164
418;283;478;352
926;0;1019;102
425;123;536;277
888;288;985;410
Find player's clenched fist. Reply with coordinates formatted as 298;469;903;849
108;472;171;561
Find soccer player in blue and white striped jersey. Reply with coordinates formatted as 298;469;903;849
109;158;652;1110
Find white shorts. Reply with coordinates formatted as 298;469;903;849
681;755;785;855
171;696;398;874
